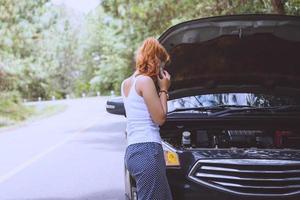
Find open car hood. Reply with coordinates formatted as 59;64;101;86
158;15;300;94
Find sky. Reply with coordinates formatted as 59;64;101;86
52;0;100;14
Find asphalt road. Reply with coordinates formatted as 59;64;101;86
0;97;127;200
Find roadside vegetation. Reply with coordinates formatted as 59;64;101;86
26;104;67;122
0;92;34;127
0;0;299;124
0;98;66;128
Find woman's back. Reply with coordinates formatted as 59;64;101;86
121;75;161;146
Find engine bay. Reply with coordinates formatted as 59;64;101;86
162;129;300;149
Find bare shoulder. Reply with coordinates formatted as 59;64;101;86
135;75;156;96
122;77;133;95
136;75;155;88
124;77;131;83
123;77;131;86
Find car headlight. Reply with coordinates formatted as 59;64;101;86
162;142;180;167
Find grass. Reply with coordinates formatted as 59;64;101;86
0;98;33;127
28;104;67;121
0;99;66;129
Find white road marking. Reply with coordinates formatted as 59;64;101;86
0;119;98;184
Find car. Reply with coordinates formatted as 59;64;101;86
106;14;300;200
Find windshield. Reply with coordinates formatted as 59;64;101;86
168;93;300;112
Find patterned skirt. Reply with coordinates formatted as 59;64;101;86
124;142;173;200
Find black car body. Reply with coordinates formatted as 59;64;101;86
106;15;300;200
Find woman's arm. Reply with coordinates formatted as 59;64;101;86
136;71;171;125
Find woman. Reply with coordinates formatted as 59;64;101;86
121;37;173;200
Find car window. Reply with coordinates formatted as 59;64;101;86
168;93;300;112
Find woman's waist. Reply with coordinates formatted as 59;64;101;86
126;122;159;130
126;117;157;123
126;130;162;145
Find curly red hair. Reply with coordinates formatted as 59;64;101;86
135;37;170;78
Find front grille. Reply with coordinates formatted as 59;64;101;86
188;159;300;196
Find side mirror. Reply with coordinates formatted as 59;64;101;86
106;97;126;116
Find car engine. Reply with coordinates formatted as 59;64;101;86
163;129;300;149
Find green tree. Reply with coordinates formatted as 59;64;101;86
0;0;56;99
1;0;300;98
38;7;84;98
83;0;299;95
0;1;84;100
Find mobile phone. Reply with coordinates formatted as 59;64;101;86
159;67;164;79
159;62;165;79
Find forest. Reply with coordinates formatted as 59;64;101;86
0;0;299;124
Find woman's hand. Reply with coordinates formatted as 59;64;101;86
157;70;171;91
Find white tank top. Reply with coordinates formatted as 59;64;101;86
121;75;161;146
